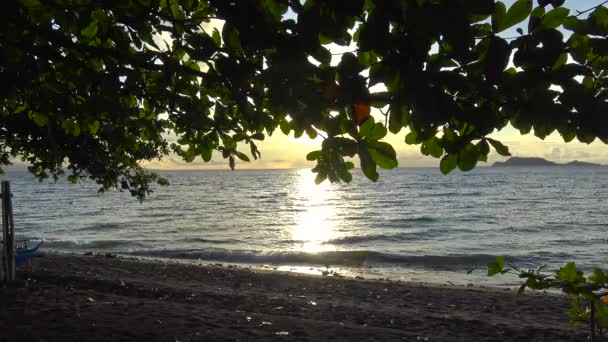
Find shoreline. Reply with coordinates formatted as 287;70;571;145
0;253;598;341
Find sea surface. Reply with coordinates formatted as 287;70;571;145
2;167;607;286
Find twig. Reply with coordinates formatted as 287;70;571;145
331;49;358;55
576;1;608;17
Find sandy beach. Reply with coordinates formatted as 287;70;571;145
0;253;601;341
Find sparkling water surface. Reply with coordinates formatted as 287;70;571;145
3;167;607;285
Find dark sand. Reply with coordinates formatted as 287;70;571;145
0;253;602;341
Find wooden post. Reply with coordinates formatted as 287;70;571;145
2;181;15;282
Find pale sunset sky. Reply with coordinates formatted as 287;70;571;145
148;0;608;170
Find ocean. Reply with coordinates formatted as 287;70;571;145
2;167;607;286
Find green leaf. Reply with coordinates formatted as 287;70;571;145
306;150;321;161
306;128;318;139
359;148;379;181
20;0;42;7
200;146;212;162
367;123;387;141
222;24;242;54
279;119;290;135
235;151;250;162
88;120;100;135
503;0;532;30
358;51;377;68
556;262;579;283
492;2;507;33
421;138;443;158
250;132;265;141
537;7;569;31
440;154;458;175
211;28;221;46
458;143;480;171
588;268;607;285
358;116;375;138
29;112;48;127
80;20;99;39
551;52;568;70
486;138;511;156
487;256;505;276
405;131;419;145
368;142;398;169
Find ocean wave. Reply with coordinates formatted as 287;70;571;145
123;248;518;270
322;233;425;245
419;191;483;197
45;239;144;250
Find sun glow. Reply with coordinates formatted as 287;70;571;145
291;170;339;253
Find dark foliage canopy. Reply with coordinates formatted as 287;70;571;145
2;0;608;198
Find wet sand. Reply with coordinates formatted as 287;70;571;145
0;253;600;341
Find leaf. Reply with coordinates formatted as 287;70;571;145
358;148;379;181
353;103;371;126
367;123;387;141
29;112;48;127
421;138;443;158
368;142;398;169
88;120;100;135
537;7;569;31
200;146;212;162
235;151;250;162
306;150;321;161
492;2;507;33
503;0;532;31
358;116;375;138
486;138;511;156
556;262;579;283
440;154;458;175
458;143;479;171
81;20;99;39
306;128;318;139
222;24;242;54
404;131;419;145
487;256;505;276
211;28;221;46
250;132;265;141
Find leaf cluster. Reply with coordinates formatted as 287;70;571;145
3;0;608;198
487;257;608;336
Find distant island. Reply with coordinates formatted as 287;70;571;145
492;157;603;167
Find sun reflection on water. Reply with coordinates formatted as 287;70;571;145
291;170;339;253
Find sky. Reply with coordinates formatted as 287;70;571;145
147;0;608;170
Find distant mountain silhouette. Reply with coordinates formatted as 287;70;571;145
492;157;602;167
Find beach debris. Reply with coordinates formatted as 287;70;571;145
274;331;289;336
245;316;252;322
272;306;283;310
105;253;116;258
259;321;272;327
84;251;94;256
355;276;364;280
308;301;317;306
156;320;163;325
86;297;95;303
416;336;429;341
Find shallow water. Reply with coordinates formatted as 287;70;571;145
3;166;607;285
